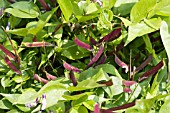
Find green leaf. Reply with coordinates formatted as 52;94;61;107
78;106;88;113
68;79;104;91
159;98;170;113
160;19;170;78
16;88;37;104
130;0;157;23
5;1;39;18
61;41;90;60
86;3;98;14
0;93;20;104
27;7;58;35
114;0;137;16
125;18;161;46
7;28;28;36
62;92;93;101
103;0;116;9
36;81;68;110
83;100;96;111
0;99;14;110
95;64;122;79
57;0;73;21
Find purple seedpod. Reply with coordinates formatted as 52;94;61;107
123;80;136;86
69;71;77;86
123;87;132;93
139;60;164;82
96;54;107;65
34;74;49;84
22;42;54;47
90;37;97;45
33;37;37;42
63;62;81;73
74;38;93;51
99;79;113;86
38;0;51;11
135;55;153;73
101;109;117;113
107;101;135;111
44;71;57;80
86;45;104;69
115;55;128;73
99;28;121;43
94;103;100;113
0;44;16;60
52;24;62;35
4;56;21;74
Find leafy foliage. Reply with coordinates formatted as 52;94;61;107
0;0;170;113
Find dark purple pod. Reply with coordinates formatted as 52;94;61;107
63;62;81;73
52;24;62;35
69;71;77;86
123;80;136;86
99;28;121;43
74;38;92;51
96;54;107;65
99;79;113;86
90;37;97;45
0;44;16;60
115;55;128;73
34;74;48;84
135;55;153;73
38;0;51;11
101;109;117;113
107;101;135;111
139;60;164;82
4;56;21;74
86;45;104;69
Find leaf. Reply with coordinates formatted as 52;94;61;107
62;92;93;100
5;1;39;18
114;0;137;16
57;0;73;21
0;93;20;104
0;99;14;110
78;106;88;113
95;64;122;79
160;19;170;77
27;7;57;35
68;79;104;91
103;0;116;9
125;18;161;46
130;0;157;23
34;81;68;111
7;28;28;36
86;3;98;14
159;98;170;113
